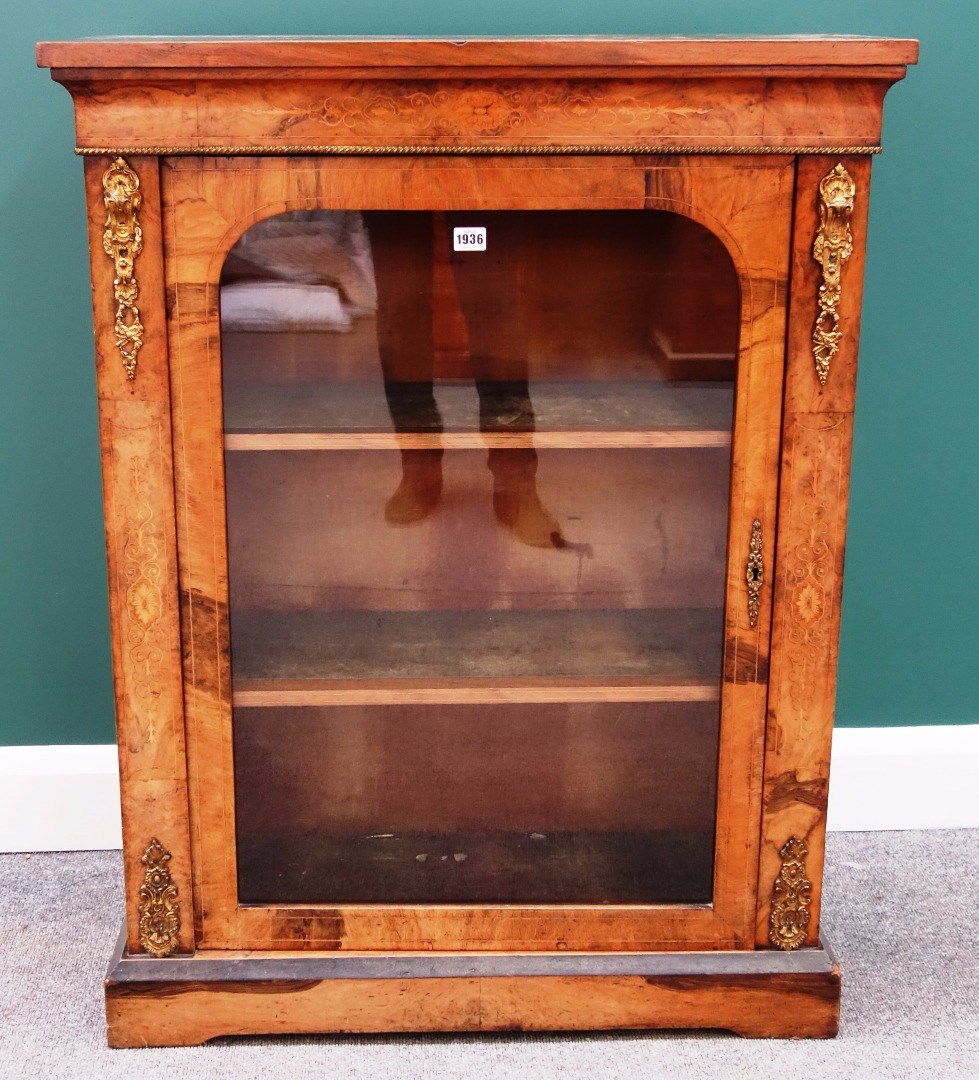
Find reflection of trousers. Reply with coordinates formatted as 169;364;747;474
363;211;538;481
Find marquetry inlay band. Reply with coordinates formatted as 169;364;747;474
76;144;883;157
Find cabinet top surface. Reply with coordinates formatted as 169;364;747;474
37;36;918;72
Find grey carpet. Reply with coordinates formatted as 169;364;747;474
1;830;977;1079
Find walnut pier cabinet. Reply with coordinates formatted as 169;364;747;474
37;37;916;1046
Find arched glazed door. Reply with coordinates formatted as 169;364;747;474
163;154;793;951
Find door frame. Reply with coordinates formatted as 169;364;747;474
162;153;793;951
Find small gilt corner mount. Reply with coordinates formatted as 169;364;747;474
137;838;180;957
101;156;144;380
811;163;856;386
769;837;813;951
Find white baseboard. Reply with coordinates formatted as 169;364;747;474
826;725;979;831
1;727;977;853
0;745;123;853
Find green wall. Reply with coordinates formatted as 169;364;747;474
1;3;975;745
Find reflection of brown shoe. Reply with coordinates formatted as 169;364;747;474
493;486;566;548
488;449;565;549
385;450;443;525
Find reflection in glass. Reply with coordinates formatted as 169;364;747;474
220;209;740;906
364;211;562;546
235;702;720;904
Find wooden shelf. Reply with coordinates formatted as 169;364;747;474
233;679;721;707
229;606;725;694
223;374;735;439
225;430;731;451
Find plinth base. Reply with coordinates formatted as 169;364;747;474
104;930;840;1046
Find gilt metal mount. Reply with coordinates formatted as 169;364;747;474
102;157;145;380
811;163;856;386
746;519;764;628
769;837;813;951
137;838;180;957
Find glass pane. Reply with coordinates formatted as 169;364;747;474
221;209;740;907
235;703;719;904
226;447;728;681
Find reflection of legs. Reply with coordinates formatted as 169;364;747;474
474;379;535;433
363;212;443;524
382;382;442;526
486;448;565;549
383;448;443;525
478;379;563;548
449;213;564;548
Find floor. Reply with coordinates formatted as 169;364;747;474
1;830;977;1079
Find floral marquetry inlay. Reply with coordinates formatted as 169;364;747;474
793;580;825;625
124;456;165;745
783;420;841;726
273;82;710;140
